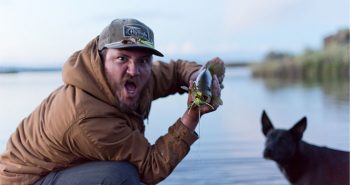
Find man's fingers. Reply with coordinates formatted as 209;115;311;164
212;75;221;98
188;80;194;91
186;80;194;105
208;75;221;111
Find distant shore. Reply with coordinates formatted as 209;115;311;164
251;28;349;81
0;61;253;74
0;66;62;74
224;61;251;67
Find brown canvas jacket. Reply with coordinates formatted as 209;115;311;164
0;36;201;185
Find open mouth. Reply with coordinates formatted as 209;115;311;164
124;80;137;96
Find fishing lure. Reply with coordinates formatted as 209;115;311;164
182;62;224;112
189;68;214;110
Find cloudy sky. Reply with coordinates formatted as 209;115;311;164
0;0;348;66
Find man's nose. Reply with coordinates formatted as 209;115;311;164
127;61;140;76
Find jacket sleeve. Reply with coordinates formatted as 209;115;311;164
151;60;201;99
64;117;198;185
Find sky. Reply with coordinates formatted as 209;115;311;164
0;0;349;66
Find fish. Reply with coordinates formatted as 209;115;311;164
182;61;224;111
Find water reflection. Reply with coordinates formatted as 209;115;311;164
256;76;350;106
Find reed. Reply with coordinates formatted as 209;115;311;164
251;32;349;83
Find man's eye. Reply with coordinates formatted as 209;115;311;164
117;56;126;61
138;58;151;65
116;56;128;62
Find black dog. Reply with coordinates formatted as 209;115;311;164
261;110;349;185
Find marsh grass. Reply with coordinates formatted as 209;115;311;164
250;29;349;103
251;44;349;81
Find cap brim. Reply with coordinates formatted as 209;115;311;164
105;43;164;57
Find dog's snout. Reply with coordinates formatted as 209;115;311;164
263;148;272;159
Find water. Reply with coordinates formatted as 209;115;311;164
0;67;349;185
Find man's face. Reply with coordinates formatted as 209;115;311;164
103;48;153;111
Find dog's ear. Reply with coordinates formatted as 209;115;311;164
261;110;274;136
290;117;307;141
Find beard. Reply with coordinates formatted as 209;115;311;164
108;75;150;114
117;94;139;113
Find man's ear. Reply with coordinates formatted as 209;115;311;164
290;117;307;141
261;110;274;136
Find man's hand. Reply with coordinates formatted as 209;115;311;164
181;74;222;131
190;57;225;87
205;57;225;86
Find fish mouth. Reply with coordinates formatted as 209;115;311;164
202;95;211;103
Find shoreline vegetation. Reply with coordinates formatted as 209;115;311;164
250;28;349;82
250;28;349;103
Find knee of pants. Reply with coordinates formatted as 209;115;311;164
98;161;140;184
36;161;141;185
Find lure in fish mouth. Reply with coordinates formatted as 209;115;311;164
182;62;224;111
190;68;214;109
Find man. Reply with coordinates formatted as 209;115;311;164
0;19;224;185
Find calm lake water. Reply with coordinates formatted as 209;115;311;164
0;67;349;185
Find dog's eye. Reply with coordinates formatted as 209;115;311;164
269;132;277;138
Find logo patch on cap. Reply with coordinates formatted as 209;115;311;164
123;25;152;43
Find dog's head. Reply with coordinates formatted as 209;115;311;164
261;110;307;164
